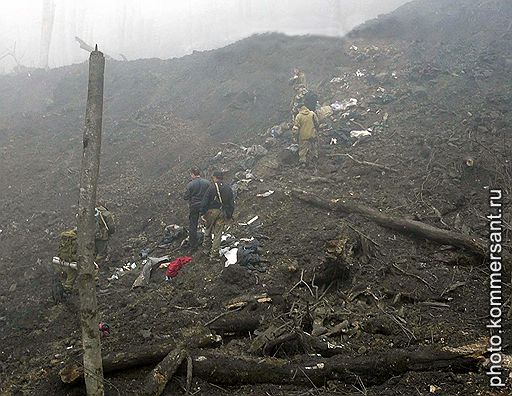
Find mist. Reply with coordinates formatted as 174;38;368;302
0;0;409;73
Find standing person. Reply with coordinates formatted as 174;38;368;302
54;228;78;295
95;204;115;262
292;105;319;169
291;84;309;120
183;167;210;252
200;170;235;261
289;68;307;89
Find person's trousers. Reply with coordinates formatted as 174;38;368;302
63;267;77;291
204;208;225;258
95;239;108;261
299;137;318;165
52;263;77;292
188;207;201;248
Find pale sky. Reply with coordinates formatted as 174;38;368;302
0;0;410;72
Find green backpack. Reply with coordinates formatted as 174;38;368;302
58;229;77;262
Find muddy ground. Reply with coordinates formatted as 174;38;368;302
1;0;511;395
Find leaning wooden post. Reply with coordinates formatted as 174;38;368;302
77;46;105;396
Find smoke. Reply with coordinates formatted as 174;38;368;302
0;0;410;73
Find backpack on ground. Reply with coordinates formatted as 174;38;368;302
58;229;77;262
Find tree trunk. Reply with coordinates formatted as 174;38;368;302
291;189;487;257
60;326;219;385
140;326;220;396
76;48;105;396
39;0;56;69
62;340;484;388
188;344;484;386
141;349;187;396
208;310;262;335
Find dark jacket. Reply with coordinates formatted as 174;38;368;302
200;182;235;219
184;178;210;209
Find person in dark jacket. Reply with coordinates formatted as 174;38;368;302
183;167;210;251
200;170;235;260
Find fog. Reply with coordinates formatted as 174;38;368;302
0;0;410;73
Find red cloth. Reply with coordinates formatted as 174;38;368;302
165;256;192;278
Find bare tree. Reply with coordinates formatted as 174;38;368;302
0;43;21;68
39;0;56;69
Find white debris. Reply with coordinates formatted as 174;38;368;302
247;216;259;225
222;248;238;267
350;130;372;138
256;190;274;198
239;216;259;226
221;233;234;242
304;363;325;370
331;98;357;112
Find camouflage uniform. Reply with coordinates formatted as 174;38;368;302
54;229;78;293
290;69;307;88
291;85;309;120
95;206;115;262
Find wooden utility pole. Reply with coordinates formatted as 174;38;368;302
76;46;105;396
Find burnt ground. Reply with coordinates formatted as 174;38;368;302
1;0;512;394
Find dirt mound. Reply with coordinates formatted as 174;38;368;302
1;1;511;395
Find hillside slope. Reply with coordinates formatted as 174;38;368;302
1;1;511;395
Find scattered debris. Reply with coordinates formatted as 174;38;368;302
220;247;239;267
165;256;192;280
99;322;110;337
246;145;268;158
350;130;372;139
331;98;357;112
158;225;187;248
108;263;138;281
225;293;272;309
239;216;259;226
132;256;171;288
256;190;274;198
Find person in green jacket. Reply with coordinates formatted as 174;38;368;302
292;105;319;167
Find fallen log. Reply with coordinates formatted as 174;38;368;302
207;310;262;335
60;326;220;384
225;293;272;309
250;326;345;357
188;342;485;386
140;326;223;396
291;189;487;258
327;153;398;173
141;348;186;396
